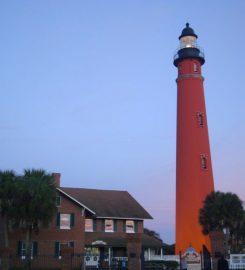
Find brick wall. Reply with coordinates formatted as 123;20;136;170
8;191;144;257
9;192;85;255
127;234;142;270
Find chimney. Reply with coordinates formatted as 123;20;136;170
52;172;61;187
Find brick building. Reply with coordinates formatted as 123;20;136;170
5;173;152;268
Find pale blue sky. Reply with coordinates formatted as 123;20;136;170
1;1;245;244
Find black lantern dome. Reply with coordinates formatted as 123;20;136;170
174;23;205;67
179;23;198;39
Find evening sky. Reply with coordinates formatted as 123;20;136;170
1;1;245;243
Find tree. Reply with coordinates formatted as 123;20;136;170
144;228;175;254
0;170;16;248
144;228;162;241
163;243;175;255
0;170;17;270
199;191;245;253
236;212;245;252
13;169;57;268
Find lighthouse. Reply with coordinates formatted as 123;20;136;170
174;23;215;254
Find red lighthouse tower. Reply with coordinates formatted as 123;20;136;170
174;24;215;254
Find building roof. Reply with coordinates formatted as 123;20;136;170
142;234;164;248
58;187;152;219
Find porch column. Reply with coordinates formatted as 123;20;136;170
108;247;111;267
160;248;163;260
148;248;151;261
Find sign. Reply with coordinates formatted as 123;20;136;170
91;240;107;246
182;244;201;270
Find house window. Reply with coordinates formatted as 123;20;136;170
17;241;38;259
126;220;135;233
56;195;61;207
85;219;93;232
55;242;61;258
200;154;208;170
57;213;75;229
197;112;204;127
194;63;198;72
85;247;99;256
60;214;71;229
105;219;114;232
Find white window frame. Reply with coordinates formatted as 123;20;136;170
85;219;93;232
105;219;114;232
20;242;34;260
60;213;71;229
126;220;135;233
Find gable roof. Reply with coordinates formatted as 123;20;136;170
58;187;152;219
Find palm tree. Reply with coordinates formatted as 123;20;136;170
13;169;57;269
0;170;17;270
199;191;244;253
0;170;16;246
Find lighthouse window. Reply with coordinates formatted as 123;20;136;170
197;112;204;127
200;154;207;170
194;63;198;72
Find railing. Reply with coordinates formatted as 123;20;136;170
0;254;128;270
144;254;180;262
173;45;205;61
1;254;63;269
229;254;245;269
